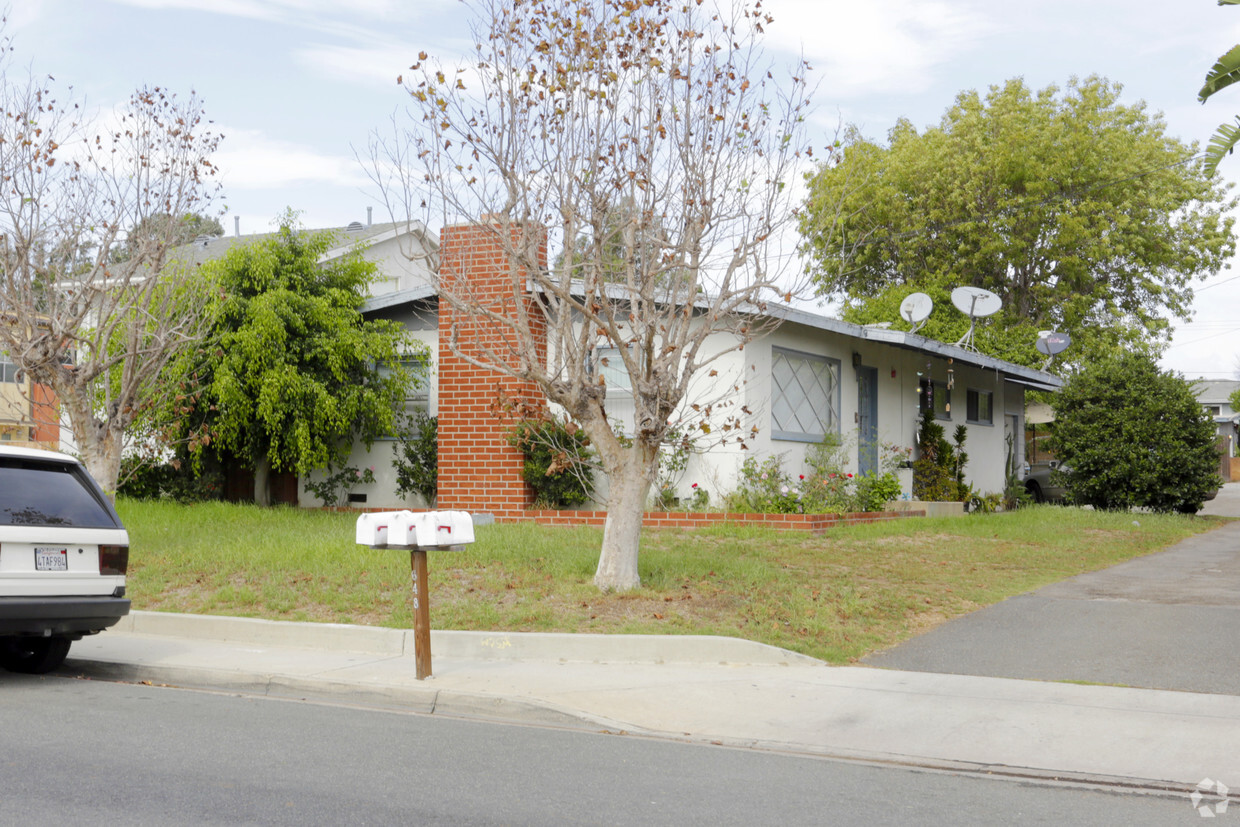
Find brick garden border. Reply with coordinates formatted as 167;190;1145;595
337;506;926;534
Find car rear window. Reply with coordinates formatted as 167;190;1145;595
0;458;120;528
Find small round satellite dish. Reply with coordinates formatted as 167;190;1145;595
899;292;933;325
1035;331;1071;356
950;286;1003;318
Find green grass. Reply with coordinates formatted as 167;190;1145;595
117;499;1225;663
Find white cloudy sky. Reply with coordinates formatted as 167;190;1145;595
10;0;1240;379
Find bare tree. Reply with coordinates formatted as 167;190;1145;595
0;39;221;495
369;0;826;590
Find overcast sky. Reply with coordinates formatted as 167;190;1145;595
10;0;1240;379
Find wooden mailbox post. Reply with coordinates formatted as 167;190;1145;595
356;510;475;680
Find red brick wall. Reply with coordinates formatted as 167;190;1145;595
30;383;59;446
436;219;548;516
339;505;928;534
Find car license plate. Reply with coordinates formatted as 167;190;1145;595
35;547;68;572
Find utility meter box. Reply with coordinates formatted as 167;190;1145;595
355;510;475;549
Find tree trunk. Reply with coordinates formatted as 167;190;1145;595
253;456;272;507
61;391;124;500
79;436;123;502
594;453;655;591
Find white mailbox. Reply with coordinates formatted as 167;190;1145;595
355;510;475;549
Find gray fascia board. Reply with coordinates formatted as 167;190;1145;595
361;285;437;313
768;303;1064;391
320;220;440;264
527;278;1063;391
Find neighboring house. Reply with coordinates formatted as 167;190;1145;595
1191;379;1239;476
330;219;1062;514
0;355;60;448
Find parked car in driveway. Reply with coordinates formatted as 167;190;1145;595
1024;460;1069;503
0;446;130;673
1024;458;1219;512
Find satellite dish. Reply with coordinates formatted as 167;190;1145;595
950;286;1003;318
1036;331;1071;356
951;286;1003;352
899;292;933;333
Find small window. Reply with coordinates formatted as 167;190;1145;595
594;346;635;434
772;347;840;441
594;346;631;391
918;378;951;420
1205;405;1221;416
967;389;993;425
1;361;20;383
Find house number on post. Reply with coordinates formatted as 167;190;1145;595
355;510;475;680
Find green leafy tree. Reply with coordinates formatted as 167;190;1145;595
1199;0;1240;174
800;76;1236;369
1049;353;1221;513
119;212;224;260
165;212;419;502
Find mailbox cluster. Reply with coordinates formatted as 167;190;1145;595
355;510;475;549
354;509;475;680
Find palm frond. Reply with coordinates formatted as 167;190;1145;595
1200;44;1240;101
1204;117;1240;175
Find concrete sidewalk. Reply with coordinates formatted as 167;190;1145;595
66;610;1240;797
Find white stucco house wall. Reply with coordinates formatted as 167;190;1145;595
319;221;1062;510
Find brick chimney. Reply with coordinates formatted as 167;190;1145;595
435;218;548;517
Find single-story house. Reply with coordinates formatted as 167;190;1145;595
1192;379;1239;479
314;218;1063;515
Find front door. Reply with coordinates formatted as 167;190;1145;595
857;366;878;476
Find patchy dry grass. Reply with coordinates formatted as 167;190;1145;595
118;500;1225;663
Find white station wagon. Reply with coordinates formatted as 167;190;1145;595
0;446;130;673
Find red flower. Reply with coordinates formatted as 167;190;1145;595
847;473;853;478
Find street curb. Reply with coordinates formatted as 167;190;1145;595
61;656;1209;803
63;656;644;733
114;611;826;666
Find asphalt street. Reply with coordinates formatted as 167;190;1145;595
0;674;1196;826
863;485;1240;693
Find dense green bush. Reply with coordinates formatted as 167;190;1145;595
392;412;438;504
116;456;223;503
913;406;970;501
1049;353;1221;513
507;415;595;508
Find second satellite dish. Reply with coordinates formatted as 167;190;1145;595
950;286;1003;318
1036;331;1071;357
899;292;933;333
951;286;1003;352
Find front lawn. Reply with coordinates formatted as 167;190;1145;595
117;500;1224;663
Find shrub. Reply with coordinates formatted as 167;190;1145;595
1049;353;1221;513
913;406;970;501
725;440;902;515
507;414;595;508
854;471;902;512
116;456;223;503
392;412;438;504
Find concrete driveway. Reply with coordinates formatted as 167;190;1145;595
863;483;1240;694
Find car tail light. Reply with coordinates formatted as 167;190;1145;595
99;545;129;576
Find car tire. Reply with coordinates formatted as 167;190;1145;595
0;636;72;674
1025;480;1044;503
